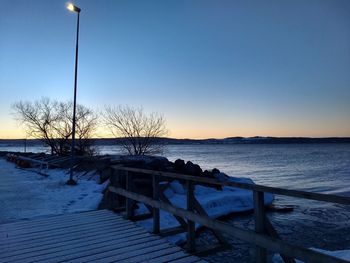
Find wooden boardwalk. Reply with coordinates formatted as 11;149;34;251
0;210;206;263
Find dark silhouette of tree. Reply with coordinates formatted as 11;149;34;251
13;98;97;156
103;105;168;155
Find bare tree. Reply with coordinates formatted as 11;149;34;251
13;98;98;156
103;105;168;155
13;98;60;154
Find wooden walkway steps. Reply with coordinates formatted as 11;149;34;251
0;210;207;263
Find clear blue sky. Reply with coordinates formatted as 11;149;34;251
1;0;349;138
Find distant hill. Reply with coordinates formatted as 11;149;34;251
1;137;350;147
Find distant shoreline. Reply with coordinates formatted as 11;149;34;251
1;136;350;146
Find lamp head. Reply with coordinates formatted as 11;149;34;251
67;3;81;13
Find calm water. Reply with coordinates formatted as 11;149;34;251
1;143;350;196
164;143;350;197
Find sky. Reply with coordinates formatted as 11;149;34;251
0;0;349;139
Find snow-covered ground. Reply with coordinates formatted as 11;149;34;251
0;158;106;223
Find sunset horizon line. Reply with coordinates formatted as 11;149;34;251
1;135;350;140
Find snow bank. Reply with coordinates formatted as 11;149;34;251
273;248;350;262
135;173;274;244
0;159;106;223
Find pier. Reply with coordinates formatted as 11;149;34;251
0;210;206;263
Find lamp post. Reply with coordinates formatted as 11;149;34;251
66;3;81;185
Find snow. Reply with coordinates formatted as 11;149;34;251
0;158;106;223
273;248;350;262
135;174;274;244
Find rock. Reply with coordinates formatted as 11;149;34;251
184;161;202;176
101;155;227;210
147;158;170;171
174;159;185;171
203;170;213;178
212;168;220;174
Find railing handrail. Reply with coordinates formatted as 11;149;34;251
109;185;348;263
111;165;350;206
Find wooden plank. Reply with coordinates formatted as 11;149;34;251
0;214;125;243
0;210;113;230
0;208;206;263
0;222;139;253
90;243;173;263
53;238;167;263
193;196;228;246
2;230;152;262
0;213;123;236
160;191;188;229
153;174;160;234
0;225;146;256
0;227;146;259
254;190;267;263
264;217;296;263
0;219;135;246
0;210;115;230
186;180;196;252
0;224;139;256
130;213;153;221
118;246;182;262
110;186;349;263
145;252;191;263
112;166;350;205
0;211;118;229
20;236;163;263
0;214;121;235
5;232;155;262
126;171;134;219
170;256;205;263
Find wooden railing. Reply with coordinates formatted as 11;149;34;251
109;166;350;263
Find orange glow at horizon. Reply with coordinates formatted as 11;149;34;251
1;123;350;140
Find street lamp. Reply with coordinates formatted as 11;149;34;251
66;3;81;185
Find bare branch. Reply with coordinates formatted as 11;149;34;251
12;98;98;156
103;105;168;155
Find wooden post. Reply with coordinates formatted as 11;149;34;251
125;171;133;219
254;190;267;263
186;180;196;252
152;174;160;234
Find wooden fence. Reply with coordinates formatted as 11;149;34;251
109;166;350;263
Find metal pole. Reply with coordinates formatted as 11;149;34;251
67;11;80;185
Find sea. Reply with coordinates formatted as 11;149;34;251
1;142;350;262
3;142;349;196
